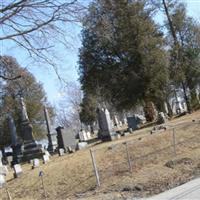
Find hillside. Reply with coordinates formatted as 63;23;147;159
2;111;200;200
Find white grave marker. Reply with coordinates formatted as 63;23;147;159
43;155;50;164
58;148;65;156
32;159;40;168
0;175;5;188
13;164;22;178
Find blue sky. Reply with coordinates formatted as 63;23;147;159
1;0;200;105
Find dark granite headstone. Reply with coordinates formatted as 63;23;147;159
56;126;77;151
127;114;146;131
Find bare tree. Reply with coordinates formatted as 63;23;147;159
56;82;82;133
1;0;86;76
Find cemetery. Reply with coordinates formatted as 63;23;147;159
1;106;200;199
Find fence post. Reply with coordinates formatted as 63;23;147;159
172;128;176;156
125;142;132;173
5;186;12;200
90;149;100;187
39;171;47;199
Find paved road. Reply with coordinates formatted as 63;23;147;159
148;178;200;200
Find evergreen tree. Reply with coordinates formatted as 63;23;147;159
79;0;168;115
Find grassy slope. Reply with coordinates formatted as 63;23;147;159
1;111;200;200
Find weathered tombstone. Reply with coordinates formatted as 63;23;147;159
0;165;8;176
77;142;88;150
32;159;40;169
0;175;5;188
42;155;49;164
58;148;65;156
86;131;91;140
56;126;77;151
13;164;22;178
157;112;167;124
124;132;130;137
79;130;87;142
127;114;146;131
117;134;121;139
97;108;116;141
44;150;50;157
19;97;43;162
7;113;22;165
44;106;57;152
113;115;119;126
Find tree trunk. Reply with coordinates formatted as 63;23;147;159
181;81;191;113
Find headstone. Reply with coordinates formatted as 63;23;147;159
0;175;5;188
86;131;91;140
124;132;130;137
77;142;88;150
32;159;40;169
13;164;22;178
56;126;77;151
79;130;87;142
113;115;119;126
44;150;50;157
117;134;121;139
7;113;22;165
19;97;43;162
127;114;146;131
58;148;65;156
0;165;8;176
43;155;50;164
123;117;128;125
44;106;57;152
157;112;167;124
97;108;116;141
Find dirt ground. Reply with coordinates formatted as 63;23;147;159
1;111;200;200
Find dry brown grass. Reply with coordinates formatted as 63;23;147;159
1;111;200;200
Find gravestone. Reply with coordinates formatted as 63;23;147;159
58;148;65;156
44;150;50;157
157;112;167;124
79;130;88;142
32;159;40;169
43;155;50;164
20;97;43;162
7;113;22;165
13;164;22;178
113;115;119;126
0;175;5;188
97;108;116;141
0;165;8;176
44;106;57;152
77;142;88;150
79;130;91;142
175;98;185;114
56;126;77;151
86;131;91;140
127;114;146;131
